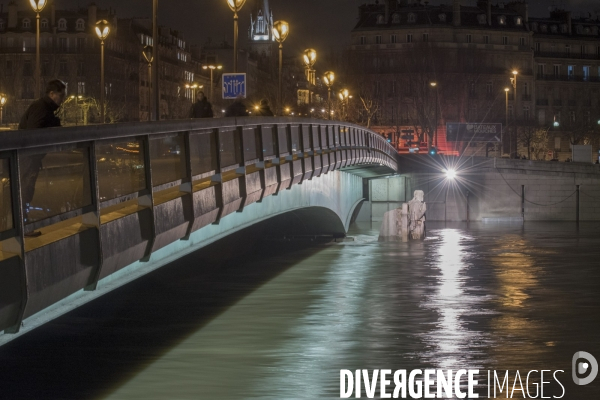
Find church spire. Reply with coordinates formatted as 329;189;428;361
250;0;274;41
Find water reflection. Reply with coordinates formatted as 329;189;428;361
420;229;489;371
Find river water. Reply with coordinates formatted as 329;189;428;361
1;221;599;399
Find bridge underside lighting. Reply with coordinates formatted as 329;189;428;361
445;169;456;180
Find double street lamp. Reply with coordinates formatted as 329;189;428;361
227;0;247;73
203;64;222;101
95;20;111;124
303;48;317;85
430;82;439;148
29;0;47;98
185;83;203;103
323;71;335;120
0;94;6;125
504;87;510;156
142;45;153;121
273;20;290;116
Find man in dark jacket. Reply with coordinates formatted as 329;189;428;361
189;91;213;118
19;80;66;234
225;95;249;117
254;98;274;117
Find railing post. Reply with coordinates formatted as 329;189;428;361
140;135;157;262
84;142;104;291
4;152;28;334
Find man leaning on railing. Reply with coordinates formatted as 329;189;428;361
18;79;67;237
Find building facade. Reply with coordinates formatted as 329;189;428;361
0;1;206;125
348;0;600;160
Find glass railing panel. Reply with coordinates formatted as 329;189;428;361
218;127;241;169
0;158;13;233
149;134;186;186
20;147;92;225
242;126;259;163
96;139;146;203
262;125;276;158
189;130;218;176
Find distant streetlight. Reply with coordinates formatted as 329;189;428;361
185;83;202;103
95;20;111;124
510;69;518;117
203;64;222;101
29;0;47;98
323;71;335;120
227;0;247;73
504;87;510;156
273;20;290;116
142;45;153;121
430;82;439;148
0;93;7;125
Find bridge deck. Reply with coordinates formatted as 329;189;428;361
0;117;398;335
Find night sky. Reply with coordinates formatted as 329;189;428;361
57;0;600;54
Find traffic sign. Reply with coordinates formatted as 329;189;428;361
222;73;246;99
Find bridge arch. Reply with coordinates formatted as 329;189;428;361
0;117;397;340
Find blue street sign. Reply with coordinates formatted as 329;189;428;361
222;73;247;99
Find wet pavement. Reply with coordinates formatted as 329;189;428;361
1;221;599;399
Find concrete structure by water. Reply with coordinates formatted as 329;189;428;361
360;155;600;222
0;117;397;341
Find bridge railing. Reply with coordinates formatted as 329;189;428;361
0;117;397;334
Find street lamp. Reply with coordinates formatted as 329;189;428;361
338;88;349;121
142;45;153;121
203;64;222;101
0;94;6;125
227;0;247;73
303;48;317;85
430;81;439;148
29;0;47;98
185;83;202;104
273;20;290;116
504;87;510;156
323;71;335;120
95;20;110;124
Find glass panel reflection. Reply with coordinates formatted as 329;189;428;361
96;140;147;202
190;131;218;176
219;128;240;168
0;158;13;232
242;127;259;162
150;134;186;186
20;148;92;224
277;126;289;155
290;125;299;153
262;126;276;158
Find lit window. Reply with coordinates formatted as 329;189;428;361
392;13;400;24
438;14;446;22
515;17;522;26
498;16;506;25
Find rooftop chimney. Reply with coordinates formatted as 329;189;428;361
453;0;461;26
88;3;97;28
8;1;17;29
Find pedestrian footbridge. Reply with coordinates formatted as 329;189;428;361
0;117;397;338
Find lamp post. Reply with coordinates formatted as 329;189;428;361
185;83;201;104
227;0;247;73
303;49;317;105
430;82;439;148
323;71;335;120
510;70;518;158
152;0;159;121
142;45;153;121
504;87;510;156
29;0;47;98
203;64;222;101
273;20;290;116
338;88;349;121
0;94;6;125
95;20;110;124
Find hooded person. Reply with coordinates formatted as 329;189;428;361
225;95;249;117
254;98;274;117
189;91;214;118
